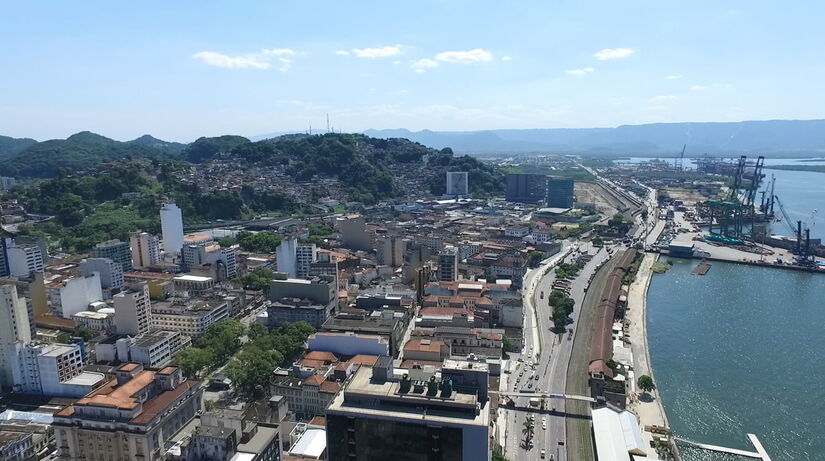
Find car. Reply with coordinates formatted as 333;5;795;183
528;383;533;389
540;449;546;458
542;422;547;430
535;374;540;380
541;416;546;423
519;371;524;377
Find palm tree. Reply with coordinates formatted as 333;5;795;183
522;418;535;445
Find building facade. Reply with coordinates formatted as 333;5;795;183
79;257;124;290
91;239;132;272
546;176;575;208
325;363;489;461
130;232;160;269
505;173;546;203
445;171;469;197
160;203;184;256
53;364;202;461
113;283;152;336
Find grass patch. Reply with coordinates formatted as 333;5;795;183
651;261;672;274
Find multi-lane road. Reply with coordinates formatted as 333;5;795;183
502;172;657;461
503;240;613;461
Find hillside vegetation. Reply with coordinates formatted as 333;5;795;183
2;132;180;178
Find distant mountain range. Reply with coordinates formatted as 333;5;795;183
364;119;825;156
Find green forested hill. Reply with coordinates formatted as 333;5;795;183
2;131;178;177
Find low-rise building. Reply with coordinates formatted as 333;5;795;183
411;326;503;358
95;330;190;368
271;375;341;419
151;298;229;337
402;339;450;362
6;342;105;397
321;310;405;356
307;332;389;358
71;310;114;332
54;364;202;461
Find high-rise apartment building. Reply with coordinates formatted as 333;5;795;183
130;232;159;269
505;173;546;203
160;202;184;256
113;283;152;336
0;284;33;389
0;176;16;191
91;239;132;272
376;236;405;267
335;215;372;251
182;241;238;280
2;238;44;277
546;176;575;208
325;360;489;461
446;171;469;197
438;246;459;282
79;257;124;290
277;237;317;279
53;364;202;461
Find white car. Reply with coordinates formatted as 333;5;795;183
542;422;547;430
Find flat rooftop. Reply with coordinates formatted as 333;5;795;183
327;367;487;427
173;275;213;282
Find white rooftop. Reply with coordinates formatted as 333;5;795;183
289;428;326;458
173;274;213;282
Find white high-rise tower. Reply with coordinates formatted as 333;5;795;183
0;284;32;388
160;203;184;256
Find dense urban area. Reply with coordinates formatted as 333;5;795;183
0;129;820;461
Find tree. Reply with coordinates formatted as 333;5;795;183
522;419;535;445
175;347;214;379
74;327;94;342
492;446;510;461
238;267;274;291
638;374;656;394
224;347;284;392
217;236;235;248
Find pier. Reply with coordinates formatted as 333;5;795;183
673;434;772;460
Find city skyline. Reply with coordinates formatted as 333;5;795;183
3;1;825;142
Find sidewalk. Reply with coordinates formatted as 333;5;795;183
626;252;670;459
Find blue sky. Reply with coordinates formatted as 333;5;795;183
2;1;824;142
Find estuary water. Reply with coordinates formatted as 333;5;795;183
647;258;825;461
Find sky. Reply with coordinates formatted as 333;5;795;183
2;1;825;142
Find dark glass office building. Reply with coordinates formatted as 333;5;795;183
505;173;546;203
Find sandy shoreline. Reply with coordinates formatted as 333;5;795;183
626;252;671;458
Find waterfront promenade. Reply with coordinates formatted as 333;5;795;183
626;252;670;458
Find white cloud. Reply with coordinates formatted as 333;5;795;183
434;48;493;63
650;94;678;102
351;45;402;58
594;48;635;60
277;58;292;72
261;48;296;56
193;48;298;70
666;74;683;80
566;67;594;75
691;83;733;91
335;50;350;56
411;58;439;73
501;56;511;61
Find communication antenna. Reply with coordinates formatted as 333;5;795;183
326;113;330;133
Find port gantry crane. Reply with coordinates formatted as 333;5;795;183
774;195;818;267
697;155;765;242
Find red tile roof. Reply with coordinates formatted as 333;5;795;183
403;339;447;353
349;354;379;366
303;375;325;386
304;351;339;363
